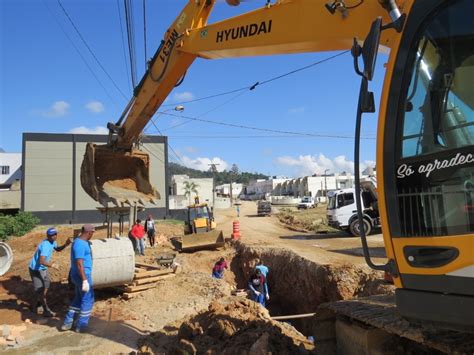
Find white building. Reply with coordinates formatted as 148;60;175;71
243;177;290;200
0;152;22;188
272;171;374;202
170;175;214;207
216;183;243;198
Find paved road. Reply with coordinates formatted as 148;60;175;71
216;201;387;267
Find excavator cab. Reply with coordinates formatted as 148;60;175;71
181;201;225;252
81;143;160;206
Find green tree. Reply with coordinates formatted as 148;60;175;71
183;181;199;204
231;164;239;176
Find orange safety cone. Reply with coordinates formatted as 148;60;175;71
232;220;241;240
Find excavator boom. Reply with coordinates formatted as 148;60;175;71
80;0;395;206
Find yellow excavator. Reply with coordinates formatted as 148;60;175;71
181;198;225;251
80;0;474;339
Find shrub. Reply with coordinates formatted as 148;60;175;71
0;212;40;240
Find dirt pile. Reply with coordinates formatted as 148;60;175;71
139;298;315;354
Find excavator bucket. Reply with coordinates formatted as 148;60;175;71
80;143;160;206
181;229;225;252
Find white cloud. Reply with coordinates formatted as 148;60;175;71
172;91;195;102
288;106;305;114
275;154;375;177
85;101;105;113
68;126;108;135
42;101;71;117
181;156;228;172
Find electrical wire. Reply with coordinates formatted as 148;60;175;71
166;134;376;139
124;0;137;88
42;0;120;108
161;90;248;132
117;0;132;94
162;50;350;107
148;120;186;165
141;144;165;164
56;0;128;100
143;0;147;69
160;112;375;140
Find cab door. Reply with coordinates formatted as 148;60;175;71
381;0;474;326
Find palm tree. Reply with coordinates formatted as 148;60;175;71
183;181;199;204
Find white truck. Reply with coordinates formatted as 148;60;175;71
297;196;316;209
326;178;380;236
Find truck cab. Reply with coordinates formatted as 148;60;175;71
257;200;272;216
297;196;316;209
327;180;379;236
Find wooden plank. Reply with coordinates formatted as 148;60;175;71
125;283;157;292
132;273;176;285
272;313;316;320
135;262;161;270
134;269;173;278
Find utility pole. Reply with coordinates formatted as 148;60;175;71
324;169;330;201
208;163;220;208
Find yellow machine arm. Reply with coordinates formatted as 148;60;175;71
116;0;401;148
81;0;400;206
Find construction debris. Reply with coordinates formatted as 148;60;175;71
0;324;27;348
138;298;315;354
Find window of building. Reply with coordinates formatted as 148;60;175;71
1;166;10;175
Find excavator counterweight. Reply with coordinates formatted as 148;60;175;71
81;143;159;206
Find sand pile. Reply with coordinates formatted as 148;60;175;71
139;298;315;354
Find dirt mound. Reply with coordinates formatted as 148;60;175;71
139;298;315;354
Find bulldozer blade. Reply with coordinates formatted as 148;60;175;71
81;143;160;206
181;229;225;252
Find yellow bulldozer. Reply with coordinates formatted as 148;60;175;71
181;199;225;252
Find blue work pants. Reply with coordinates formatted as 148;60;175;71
251;291;266;308
136;238;145;255
63;273;94;330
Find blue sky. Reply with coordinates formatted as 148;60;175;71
1;0;386;177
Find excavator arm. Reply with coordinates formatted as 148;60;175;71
81;0;401;206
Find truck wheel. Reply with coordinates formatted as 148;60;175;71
349;218;372;237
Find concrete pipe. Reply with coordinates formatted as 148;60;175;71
0;242;13;276
90;237;135;288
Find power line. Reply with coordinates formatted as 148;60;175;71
161;90;248;132
117;0;132;94
56;0;128;100
124;0;137;88
166;134;376;139
143;0;148;70
160;112;375;140
141;144;164;164
148;120;186;165
162;50;350;107
42;0;120;108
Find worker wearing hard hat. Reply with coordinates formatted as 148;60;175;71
28;227;71;317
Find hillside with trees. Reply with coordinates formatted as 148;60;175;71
169;162;268;185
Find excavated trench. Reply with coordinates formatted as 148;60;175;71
138;241;394;354
230;240;393;336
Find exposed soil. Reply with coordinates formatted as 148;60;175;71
106;178;138;190
139;298;315;354
1;202;396;352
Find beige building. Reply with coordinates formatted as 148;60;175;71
22;133;168;224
